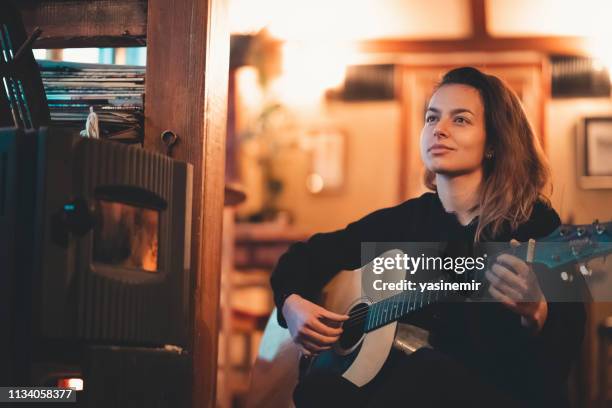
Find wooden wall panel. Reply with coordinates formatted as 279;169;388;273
359;36;591;56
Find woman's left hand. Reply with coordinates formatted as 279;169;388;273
485;253;548;333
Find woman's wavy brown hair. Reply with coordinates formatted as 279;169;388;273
423;67;551;241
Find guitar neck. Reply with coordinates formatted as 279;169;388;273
364;285;447;332
363;273;485;333
362;220;612;333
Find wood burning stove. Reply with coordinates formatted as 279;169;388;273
1;127;194;406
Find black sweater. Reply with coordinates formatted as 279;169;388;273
270;192;585;406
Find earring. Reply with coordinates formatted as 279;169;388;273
485;150;494;159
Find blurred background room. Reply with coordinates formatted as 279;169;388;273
218;1;612;406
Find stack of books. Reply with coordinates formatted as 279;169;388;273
38;60;145;144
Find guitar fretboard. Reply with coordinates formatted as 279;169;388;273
364;272;485;332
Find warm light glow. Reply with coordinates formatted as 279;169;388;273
229;0;470;40
266;0;368;42
61;48;100;64
57;378;84;391
488;0;612;37
306;173;324;193
586;36;612;82
229;0;277;34
32;49;47;60
231;0;470;105
236;67;265;114
93;201;159;272
488;0;612;80
271;41;355;107
592;59;605;72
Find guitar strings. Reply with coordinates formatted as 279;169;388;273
340;279;487;330
340;293;446;330
342;298;431;329
344;289;445;322
342;293;432;326
340;293;440;329
337;262;510;332
337;270;489;330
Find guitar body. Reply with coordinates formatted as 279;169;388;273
306;265;398;387
247;250;420;407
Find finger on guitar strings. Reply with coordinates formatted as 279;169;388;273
486;269;524;302
308;317;344;337
309;316;344;332
299;326;340;346
490;262;529;292
316;307;349;323
495;253;531;278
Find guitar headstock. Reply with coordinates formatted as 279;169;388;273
533;220;612;271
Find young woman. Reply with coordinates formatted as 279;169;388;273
270;67;585;407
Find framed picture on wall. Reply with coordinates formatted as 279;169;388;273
577;116;612;189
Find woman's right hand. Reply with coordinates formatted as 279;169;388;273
282;294;349;356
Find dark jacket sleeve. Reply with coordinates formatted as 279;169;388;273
535;301;586;386
533;251;588;389
270;201;414;327
528;203;586;384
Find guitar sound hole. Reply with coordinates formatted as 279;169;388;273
339;302;368;350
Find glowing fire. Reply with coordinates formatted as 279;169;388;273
94;201;159;272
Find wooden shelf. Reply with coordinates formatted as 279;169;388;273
18;0;147;49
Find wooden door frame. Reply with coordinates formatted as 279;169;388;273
145;1;230;407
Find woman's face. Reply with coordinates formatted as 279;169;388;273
420;83;487;178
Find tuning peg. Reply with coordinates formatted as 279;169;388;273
577;227;585;237
560;271;574;282
579;263;592;276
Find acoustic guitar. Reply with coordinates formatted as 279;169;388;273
247;221;611;408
